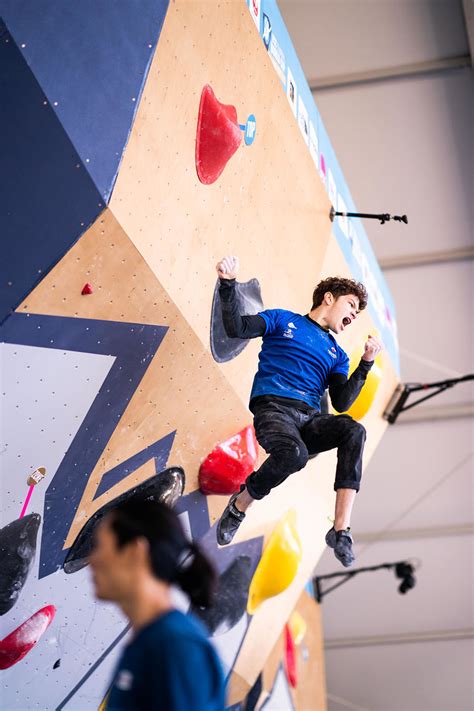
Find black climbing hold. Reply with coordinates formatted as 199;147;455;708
210;279;264;363
191;555;252;635
53;658;61;669
64;466;185;574
0;513;41;615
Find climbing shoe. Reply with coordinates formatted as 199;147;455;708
325;526;355;568
216;490;246;546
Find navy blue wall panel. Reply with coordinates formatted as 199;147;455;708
1;0;169;200
0;24;104;323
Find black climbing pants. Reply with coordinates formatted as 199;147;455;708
245;398;366;500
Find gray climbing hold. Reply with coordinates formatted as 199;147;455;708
210;278;264;363
0;513;41;615
192;555;252;635
64;467;185;574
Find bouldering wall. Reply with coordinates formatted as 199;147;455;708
0;1;399;708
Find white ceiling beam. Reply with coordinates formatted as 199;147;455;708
379;246;474;270
325;628;474;650
326;693;370;711
309;56;471;91
395;401;474;423
356;523;474;543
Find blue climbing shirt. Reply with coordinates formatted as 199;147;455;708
250;309;349;409
106;610;225;710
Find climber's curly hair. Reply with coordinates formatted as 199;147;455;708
311;276;368;311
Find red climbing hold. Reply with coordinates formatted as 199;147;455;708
199;425;258;495
0;605;56;669
196;84;242;185
81;283;93;295
284;623;298;688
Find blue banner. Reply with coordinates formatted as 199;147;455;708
247;0;399;373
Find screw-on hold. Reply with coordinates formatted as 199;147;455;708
27;466;46;486
81;283;93;295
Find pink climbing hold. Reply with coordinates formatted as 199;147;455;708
199;425;258;495
81;282;93;295
284;623;298;688
0;605;56;669
195;84;243;185
320;153;326;178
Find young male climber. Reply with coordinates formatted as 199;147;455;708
215;255;382;567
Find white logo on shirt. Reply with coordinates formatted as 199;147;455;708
116;670;134;691
327;348;337;359
283;321;297;339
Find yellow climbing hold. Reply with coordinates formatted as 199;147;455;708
97;690;110;711
343;352;383;421
247;509;302;615
288;610;307;645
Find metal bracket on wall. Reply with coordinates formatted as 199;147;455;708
384;374;474;424
330;206;408;225
313;560;416;603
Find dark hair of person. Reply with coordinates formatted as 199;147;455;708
311;276;368;311
107;499;217;608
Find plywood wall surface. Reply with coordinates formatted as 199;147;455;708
18;210;251;544
109;0;333;403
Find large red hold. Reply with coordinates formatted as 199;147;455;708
199;425;258;495
0;605;56;669
196;84;242;184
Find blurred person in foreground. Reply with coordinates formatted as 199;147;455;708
89;498;225;710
